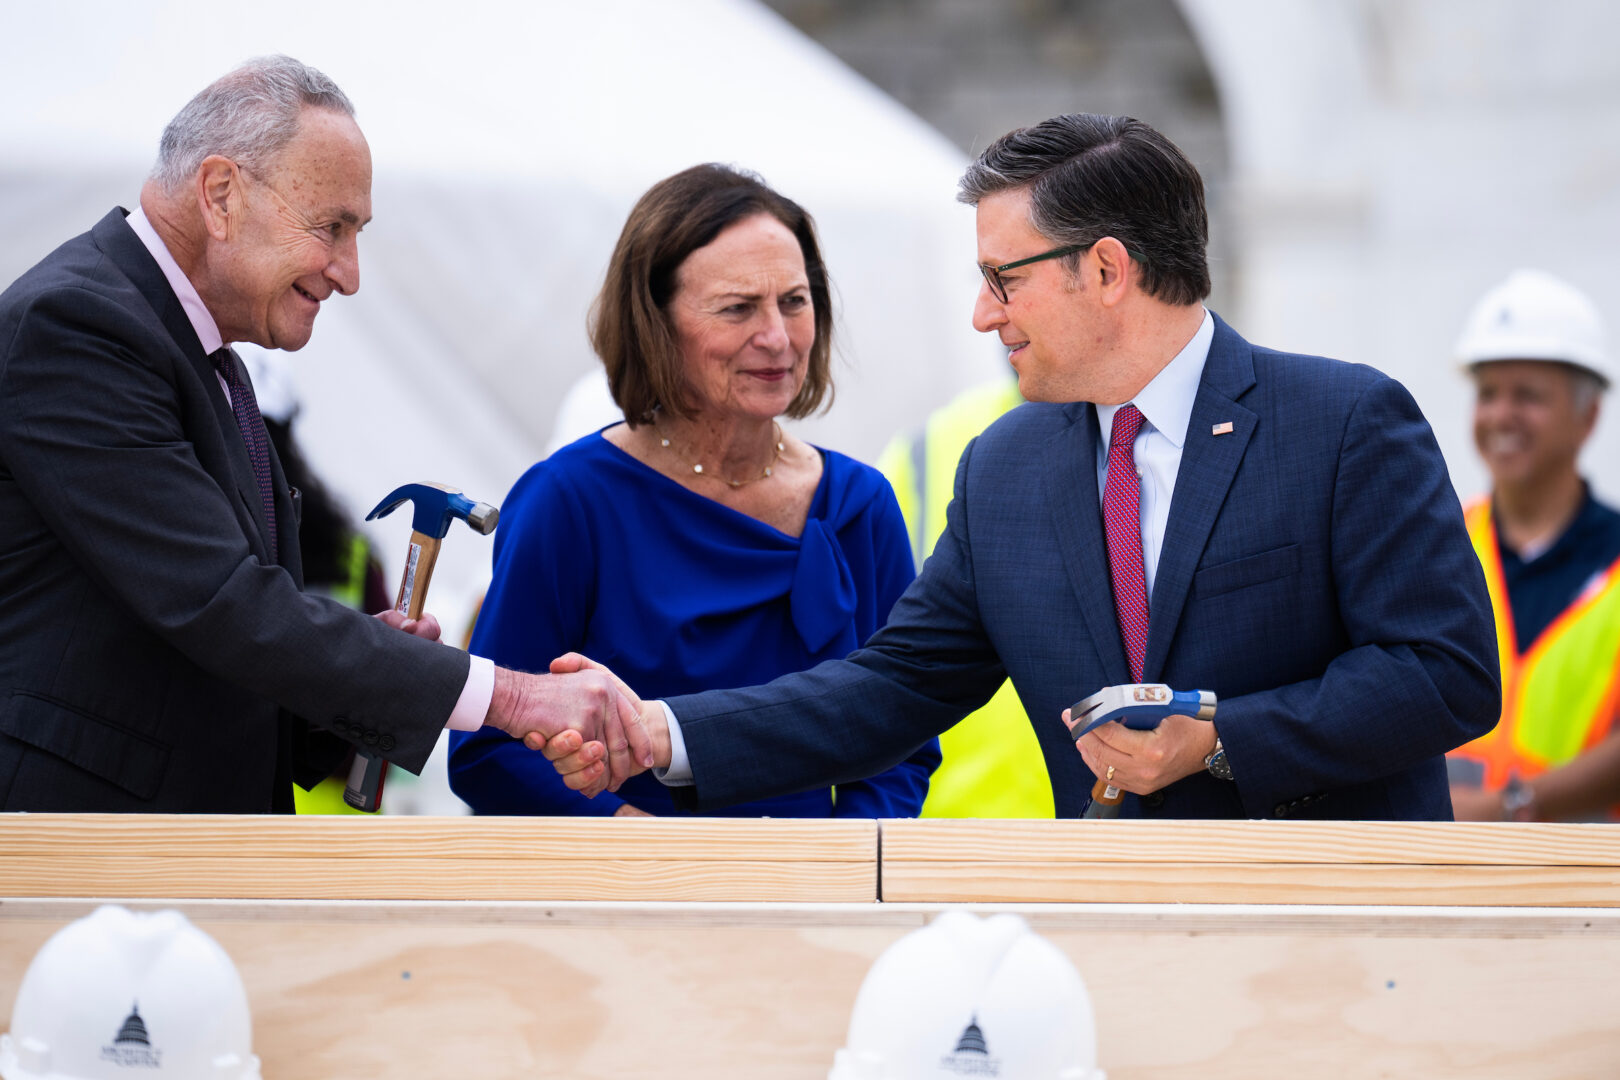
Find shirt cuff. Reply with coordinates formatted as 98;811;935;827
654;699;694;786
445;654;495;731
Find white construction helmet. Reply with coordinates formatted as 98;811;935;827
0;906;259;1080
829;911;1104;1080
1455;268;1613;388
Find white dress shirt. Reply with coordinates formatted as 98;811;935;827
124;207;493;732
656;309;1216;787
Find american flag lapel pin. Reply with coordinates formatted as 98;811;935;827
1212;421;1234;436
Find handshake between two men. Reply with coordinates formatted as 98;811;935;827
486;656;661;791
517;653;668;797
510;653;1222;806
376;607;660;789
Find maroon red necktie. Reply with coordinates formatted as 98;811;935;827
1103;404;1148;681
212;347;278;563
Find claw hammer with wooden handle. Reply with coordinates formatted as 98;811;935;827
342;482;499;812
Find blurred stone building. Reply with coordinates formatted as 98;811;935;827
760;0;1235;314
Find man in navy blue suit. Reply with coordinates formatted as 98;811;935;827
543;114;1500;820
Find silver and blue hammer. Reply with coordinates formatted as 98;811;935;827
1071;683;1217;818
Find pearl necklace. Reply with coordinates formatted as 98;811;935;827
658;421;784;488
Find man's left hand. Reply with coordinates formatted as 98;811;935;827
1063;708;1218;795
374;608;441;642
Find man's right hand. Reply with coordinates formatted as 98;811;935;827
531;653;670;795
483;665;654;797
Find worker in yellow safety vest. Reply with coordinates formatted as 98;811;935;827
877;379;1054;817
1448;270;1620;821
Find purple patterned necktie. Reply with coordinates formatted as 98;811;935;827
1103;403;1149;682
211;347;278;562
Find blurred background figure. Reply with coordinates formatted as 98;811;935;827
876;378;1055;818
0;906;258;1080
1447;270;1620;821
829;910;1104;1080
449;164;938;818
241;349;392;617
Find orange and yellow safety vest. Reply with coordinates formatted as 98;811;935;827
1449;499;1620;795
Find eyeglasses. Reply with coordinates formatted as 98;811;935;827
978;243;1088;304
977;241;1146;304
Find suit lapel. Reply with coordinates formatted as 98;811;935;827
265;438;303;582
1044;403;1133;685
1143;316;1258;680
93;210;278;563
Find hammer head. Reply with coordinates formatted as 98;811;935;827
366;482;498;539
1069;683;1217;742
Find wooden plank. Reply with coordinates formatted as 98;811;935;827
3;900;1619;1079
0;813;875;862
0;857;876;901
882;860;1620;906
880;818;1620;867
0;815;878;902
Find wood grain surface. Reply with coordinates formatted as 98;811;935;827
2;899;1617;1079
0;815;877;902
880;820;1620;905
880;819;1620;866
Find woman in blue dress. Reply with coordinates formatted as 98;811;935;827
450;164;938;817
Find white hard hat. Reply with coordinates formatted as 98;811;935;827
829;911;1104;1080
0;906;259;1080
1455;268;1613;388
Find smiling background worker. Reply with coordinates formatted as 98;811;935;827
1448;270;1620;821
0;56;645;813
545;113;1501;821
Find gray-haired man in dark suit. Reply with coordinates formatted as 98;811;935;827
0;56;650;812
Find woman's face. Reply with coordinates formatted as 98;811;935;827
668;213;814;424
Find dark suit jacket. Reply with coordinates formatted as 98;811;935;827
669;316;1501;820
0;209;468;812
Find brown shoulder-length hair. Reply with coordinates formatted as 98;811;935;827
589;163;835;426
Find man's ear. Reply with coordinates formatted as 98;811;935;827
196;155;241;242
1092;237;1133;307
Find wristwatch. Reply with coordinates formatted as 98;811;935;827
1204;735;1233;781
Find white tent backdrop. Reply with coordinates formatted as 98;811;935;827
0;0;1004;651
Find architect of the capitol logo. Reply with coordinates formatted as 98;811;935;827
939;1016;1001;1076
100;1004;162;1069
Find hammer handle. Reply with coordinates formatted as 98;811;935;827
1084;775;1125;818
344;749;388;813
394;530;443;621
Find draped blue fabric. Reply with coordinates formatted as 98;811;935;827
449;429;938;817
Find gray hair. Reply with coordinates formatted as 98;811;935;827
150;55;354;193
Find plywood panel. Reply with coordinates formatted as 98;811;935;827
0;815;877;902
2;900;1617;1079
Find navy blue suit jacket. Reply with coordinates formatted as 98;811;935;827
669;316;1501;819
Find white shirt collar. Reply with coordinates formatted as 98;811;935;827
125;205;224;355
1098;308;1214;450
